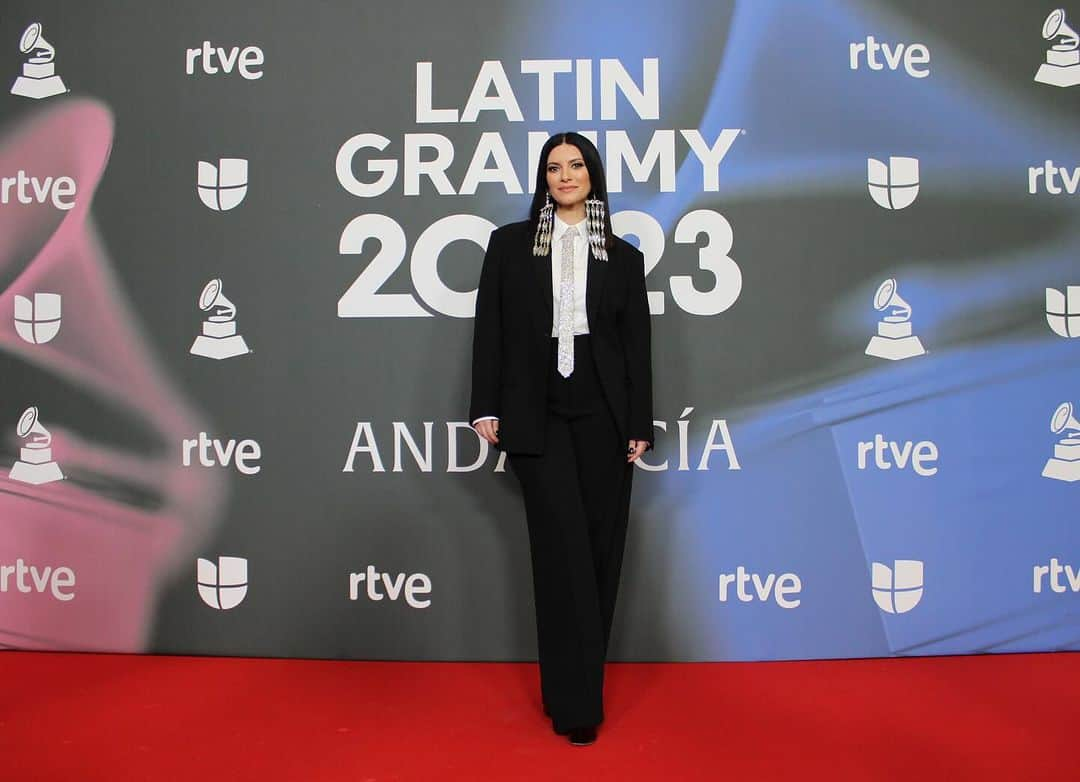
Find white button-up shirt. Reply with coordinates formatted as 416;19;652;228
471;215;591;428
550;214;590;337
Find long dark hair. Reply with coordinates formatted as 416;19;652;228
529;132;614;250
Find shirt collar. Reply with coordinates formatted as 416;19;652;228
552;213;585;243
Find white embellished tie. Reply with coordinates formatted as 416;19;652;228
556;226;578;378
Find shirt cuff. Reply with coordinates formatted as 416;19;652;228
471;416;498;427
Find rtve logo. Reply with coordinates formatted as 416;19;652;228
197;159;248;211
1033;558;1080;593
857;435;939;476
718;567;802;608
182;433;262;475
185;42;264;80
849;36;930;78
197;556;248;610
1028;161;1080;194
349;565;432;608
14;293;61;344
1046;286;1080;337
867;157;919;209
871;560;923;614
0;170;76;210
0;558;75;601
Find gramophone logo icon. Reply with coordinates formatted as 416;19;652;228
1042;401;1080;482
9;406;64;485
189;278;250;359
10;23;67;99
1034;9;1080;87
864;278;926;360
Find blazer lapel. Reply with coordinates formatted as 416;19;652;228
585;242;608;330
531;242;553;336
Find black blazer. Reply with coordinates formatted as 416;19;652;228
469;219;654;455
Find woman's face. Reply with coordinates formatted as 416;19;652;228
545;143;591;211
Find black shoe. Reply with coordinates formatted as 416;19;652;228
567;726;597;746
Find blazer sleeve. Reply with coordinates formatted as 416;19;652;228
468;227;503;423
621;244;655;447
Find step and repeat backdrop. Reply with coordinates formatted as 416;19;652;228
0;0;1076;660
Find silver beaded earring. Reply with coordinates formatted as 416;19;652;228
532;192;554;256
584;195;608;261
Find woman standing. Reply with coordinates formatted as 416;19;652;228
470;132;654;746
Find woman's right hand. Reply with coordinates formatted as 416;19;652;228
474;419;500;445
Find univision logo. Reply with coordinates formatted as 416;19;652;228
196;159;248;211
867;156;919;210
197;556;248;609
871;560;923;614
14;293;61;344
1046;286;1080;338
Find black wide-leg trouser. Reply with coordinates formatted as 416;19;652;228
508;336;633;733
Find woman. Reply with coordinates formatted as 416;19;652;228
470;132;654;746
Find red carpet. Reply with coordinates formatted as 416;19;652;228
0;651;1075;781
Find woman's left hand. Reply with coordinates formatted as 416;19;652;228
627;440;649;463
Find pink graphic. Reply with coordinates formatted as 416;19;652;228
0;99;223;651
